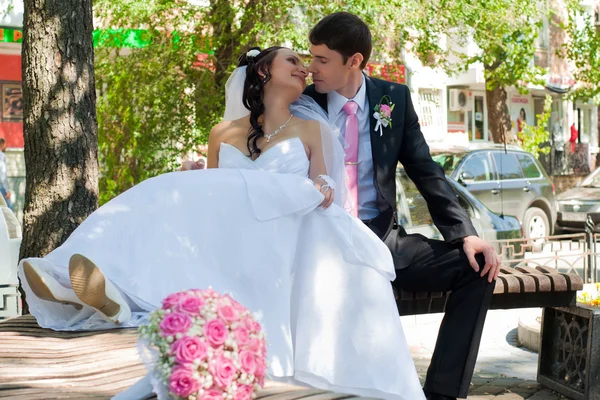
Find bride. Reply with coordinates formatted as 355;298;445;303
18;46;425;400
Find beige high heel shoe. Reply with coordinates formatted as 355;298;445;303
22;261;84;310
68;254;132;325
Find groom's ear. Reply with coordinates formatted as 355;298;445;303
349;53;364;70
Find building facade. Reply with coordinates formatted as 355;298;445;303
441;0;600;178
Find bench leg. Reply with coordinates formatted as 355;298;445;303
537;305;600;400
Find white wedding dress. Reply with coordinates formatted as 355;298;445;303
18;136;425;400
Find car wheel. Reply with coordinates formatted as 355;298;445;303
524;207;549;242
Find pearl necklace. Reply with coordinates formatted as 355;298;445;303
264;115;293;143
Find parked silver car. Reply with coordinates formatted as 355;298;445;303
556;166;600;232
431;143;558;241
396;168;523;249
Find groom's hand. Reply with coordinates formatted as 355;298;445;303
462;236;501;283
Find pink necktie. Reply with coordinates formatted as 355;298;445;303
343;101;359;217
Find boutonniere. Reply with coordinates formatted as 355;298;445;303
373;95;394;137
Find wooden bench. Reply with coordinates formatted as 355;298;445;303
0;315;363;400
396;265;584;315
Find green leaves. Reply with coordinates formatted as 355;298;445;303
519;94;552;158
92;0;417;202
559;4;600;102
92;0;598;201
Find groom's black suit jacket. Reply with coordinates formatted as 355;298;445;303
304;75;478;269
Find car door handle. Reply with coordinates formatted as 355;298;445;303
491;189;499;195
522;187;530;192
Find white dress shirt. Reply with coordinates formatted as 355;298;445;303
327;76;379;220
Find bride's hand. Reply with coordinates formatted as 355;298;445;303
313;177;335;209
181;159;205;171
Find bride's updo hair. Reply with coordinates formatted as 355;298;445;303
239;46;283;158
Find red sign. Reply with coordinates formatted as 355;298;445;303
545;74;576;90
365;64;406;84
0;55;23;148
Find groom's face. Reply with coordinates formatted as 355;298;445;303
308;44;352;94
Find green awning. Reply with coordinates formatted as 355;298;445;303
92;29;151;48
92;29;213;53
0;27;22;43
1;27;213;53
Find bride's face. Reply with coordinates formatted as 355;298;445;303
263;49;308;99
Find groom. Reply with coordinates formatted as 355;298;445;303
304;12;501;400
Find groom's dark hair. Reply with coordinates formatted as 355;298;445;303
309;12;372;69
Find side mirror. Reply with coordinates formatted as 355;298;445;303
459;171;475;186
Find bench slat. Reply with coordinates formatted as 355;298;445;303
499;267;538;293
514;265;552;292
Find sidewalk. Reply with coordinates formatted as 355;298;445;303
403;309;569;399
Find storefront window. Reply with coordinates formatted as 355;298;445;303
417;88;444;138
473;95;485;140
577;106;593;144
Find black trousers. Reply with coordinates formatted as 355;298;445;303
384;231;496;399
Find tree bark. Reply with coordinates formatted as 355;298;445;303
20;0;99;309
485;83;517;144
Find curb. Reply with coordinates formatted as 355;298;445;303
517;310;541;353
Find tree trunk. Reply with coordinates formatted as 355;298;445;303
485;84;517;144
20;0;99;310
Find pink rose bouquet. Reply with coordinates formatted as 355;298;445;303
139;289;267;400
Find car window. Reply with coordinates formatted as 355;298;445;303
457;192;474;218
581;167;600;188
397;169;472;225
516;154;542;179
431;153;466;174
493;152;524;180
459;152;495;182
396;170;432;226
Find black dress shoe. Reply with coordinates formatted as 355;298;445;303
424;390;457;400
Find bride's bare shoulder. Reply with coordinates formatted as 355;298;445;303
293;118;321;140
293;117;320;132
210;117;250;141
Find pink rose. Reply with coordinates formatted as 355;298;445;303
177;294;204;316
200;388;224;400
260;340;267;357
239;350;257;375
204;319;228;347
255;357;266;378
225;294;247;313
250;321;262;334
160;312;192;336
240;316;254;331
209;355;238;389
172;336;208;364
217;304;238;323
247;338;261;353
234;327;250;346
169;366;199;398
162;292;185;310
258;375;265;387
235;384;254;400
379;104;392;118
